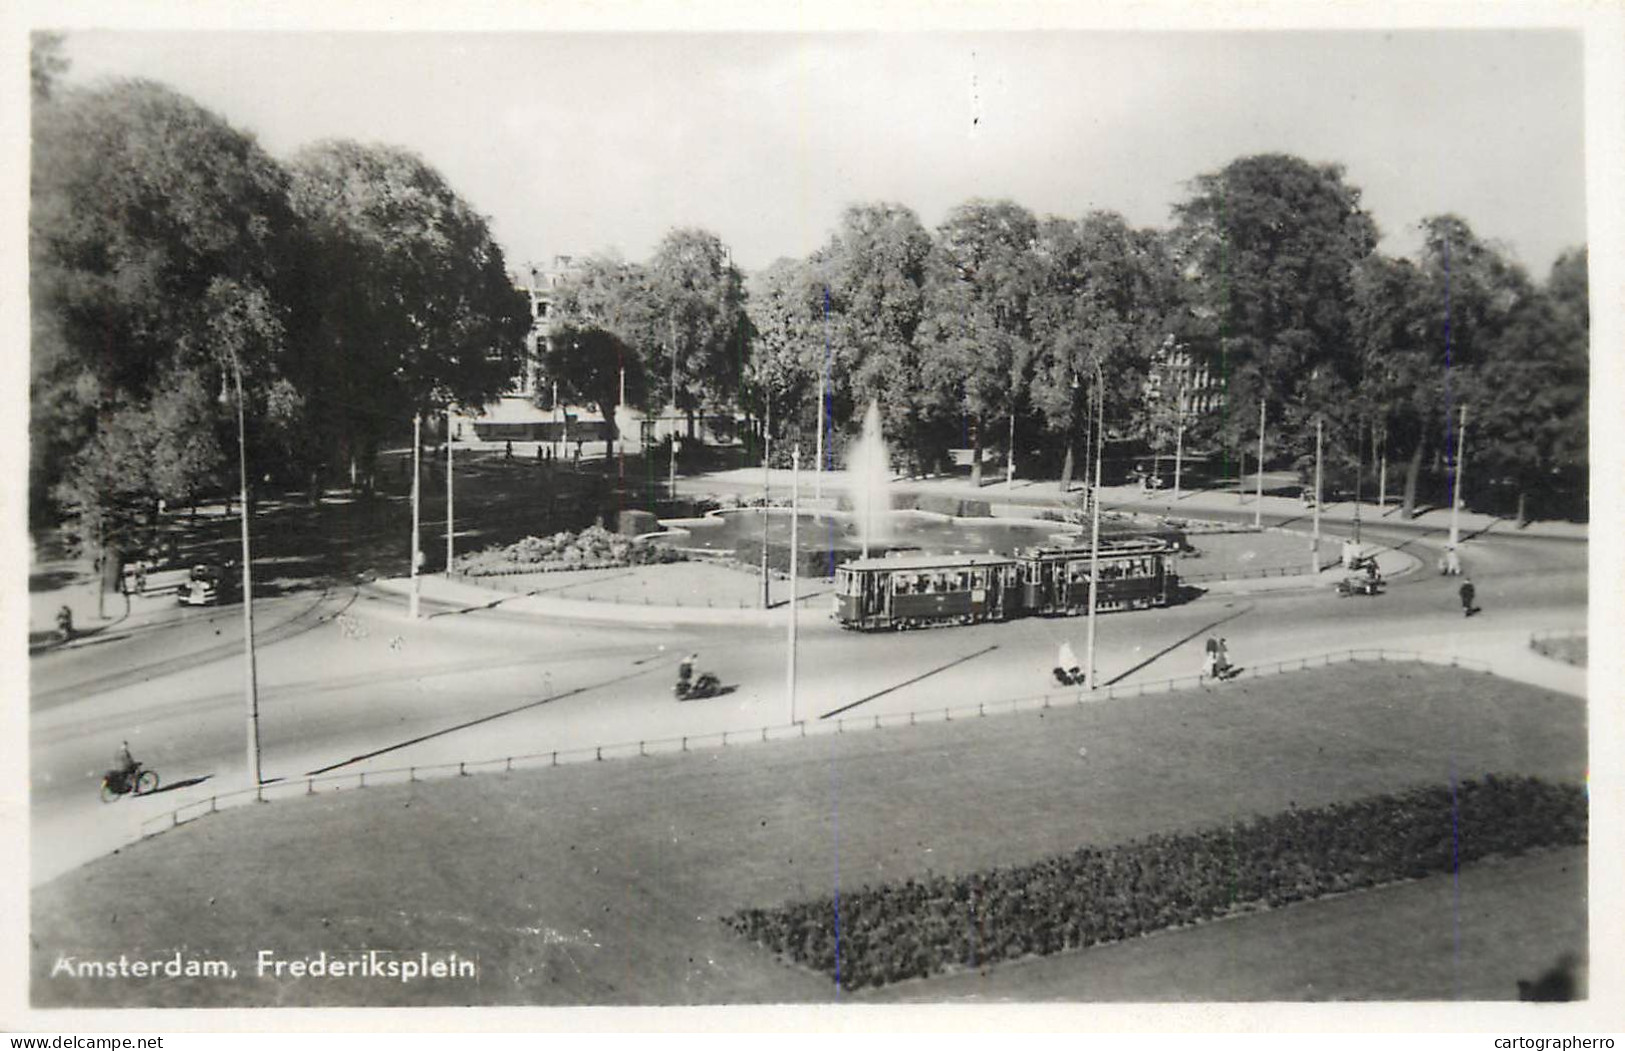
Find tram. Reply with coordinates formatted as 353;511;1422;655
833;537;1177;631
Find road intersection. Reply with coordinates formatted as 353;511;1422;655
29;482;1587;887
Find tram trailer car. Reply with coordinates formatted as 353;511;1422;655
834;538;1176;631
1020;537;1174;615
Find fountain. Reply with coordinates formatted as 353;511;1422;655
647;399;1171;576
846;400;892;557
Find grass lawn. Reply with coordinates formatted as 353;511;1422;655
32;662;1585;1007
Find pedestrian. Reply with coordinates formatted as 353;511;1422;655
1216;637;1232;678
504;440;514;460
1459;578;1476;617
1446;547;1462;575
1202;636;1219;679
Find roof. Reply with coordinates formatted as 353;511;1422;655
838;552;1017;573
1026;537;1175;558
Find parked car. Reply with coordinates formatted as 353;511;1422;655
123;560;191;597
177;563;231;606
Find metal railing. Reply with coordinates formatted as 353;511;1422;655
134;647;1493;843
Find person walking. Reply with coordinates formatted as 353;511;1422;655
1202;636;1219;680
1459;578;1476;617
1216;637;1232;679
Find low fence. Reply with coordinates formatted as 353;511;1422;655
1178;563;1324;584
135;647;1491;843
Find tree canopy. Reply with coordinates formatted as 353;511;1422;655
31;77;301;545
286;140;531;477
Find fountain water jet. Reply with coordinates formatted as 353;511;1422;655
847;400;892;557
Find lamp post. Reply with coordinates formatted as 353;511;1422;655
761;394;771;610
1448;404;1467;551
409;411;422;619
787;445;800;724
1007;412;1016;491
1171;382;1186;507
1084;359;1105;692
1311;416;1323;572
1353;416;1363;546
223;352;262;788
1254;398;1265;530
445;405;455;576
1377;421;1388;516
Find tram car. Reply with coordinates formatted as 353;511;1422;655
833;538;1176;631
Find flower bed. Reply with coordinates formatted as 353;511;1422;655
457;525;685;576
724;775;1586;991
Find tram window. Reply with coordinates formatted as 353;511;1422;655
893;575;908;595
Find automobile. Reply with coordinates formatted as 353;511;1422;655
177;563;231;606
123;560;188;597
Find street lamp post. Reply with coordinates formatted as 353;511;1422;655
225;354;262;788
1311;416;1323;572
445;405;455;576
669;318;679;500
1448;404;1468;550
409;412;422;619
787;445;800;723
1254;398;1265;530
1084;360;1105;692
1353;416;1363;546
761;395;771;610
1171;383;1186;507
1007;412;1016;491
1377;422;1388;516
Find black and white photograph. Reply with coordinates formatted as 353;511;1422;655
6;0;1623;1033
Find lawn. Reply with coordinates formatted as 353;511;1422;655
32;662;1585;1007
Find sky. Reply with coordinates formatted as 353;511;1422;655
53;28;1589;279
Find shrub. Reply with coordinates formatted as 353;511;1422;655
458;525;683;575
723;776;1586;991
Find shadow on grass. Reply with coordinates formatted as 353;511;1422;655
30;568;83;592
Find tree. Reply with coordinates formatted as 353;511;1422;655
543;323;645;458
1029;213;1179;486
745;256;825;454
287;141;531;486
644;228;749;438
820;203;935;470
1171;154;1379;469
1471;248;1588;522
31;78;301;545
917;199;1041;486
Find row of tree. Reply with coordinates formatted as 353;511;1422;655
547;159;1586;520
32;39;1589;565
31;42;532;556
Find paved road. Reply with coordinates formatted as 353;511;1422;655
30;499;1586;886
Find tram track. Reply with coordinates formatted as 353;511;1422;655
31;584;359;709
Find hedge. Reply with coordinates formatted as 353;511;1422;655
724;775;1586;991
